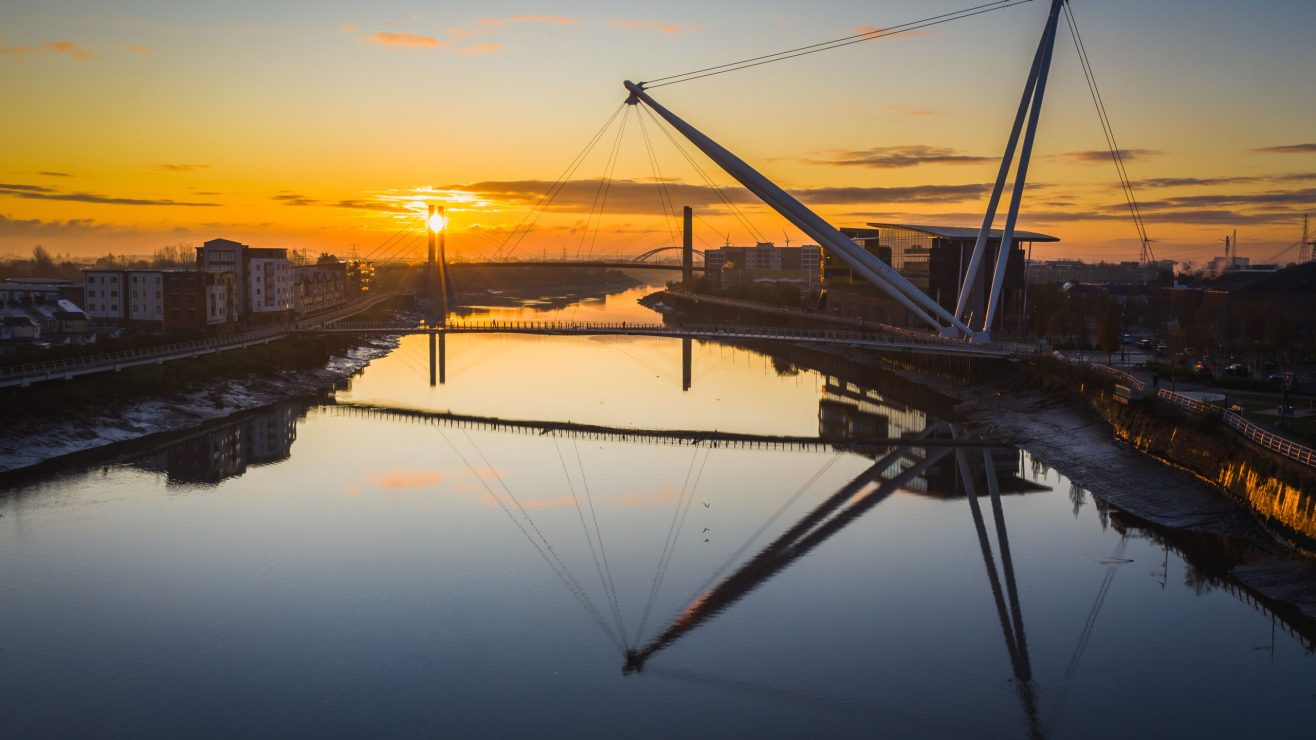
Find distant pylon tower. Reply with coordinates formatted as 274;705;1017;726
1302;214;1312;263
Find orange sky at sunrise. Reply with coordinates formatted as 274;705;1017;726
3;0;1315;268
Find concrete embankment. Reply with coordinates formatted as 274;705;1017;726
1078;366;1316;555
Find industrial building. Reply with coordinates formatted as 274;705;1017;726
831;223;1059;332
703;243;822;289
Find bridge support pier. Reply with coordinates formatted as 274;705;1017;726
682;337;692;391
682;206;693;289
429;333;436;386
428;332;447;386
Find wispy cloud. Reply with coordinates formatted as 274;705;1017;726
0;37;36;59
0;182;218;207
122;43;152;56
435;178;992;211
339;23;357;34
273;192;320;206
44;41;94;60
154;163;210;172
608;19;703;36
367;32;443;49
1126;172;1316;189
334;198;411;213
1127;187;1316;211
2;38;94;61
37;171;73;178
1252;143;1316;155
795;183;990;205
0;214;109;236
807;145;992;169
1056;149;1165;164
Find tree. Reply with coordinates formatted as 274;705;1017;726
152;243;193;267
31;244;54;272
1097;303;1122;362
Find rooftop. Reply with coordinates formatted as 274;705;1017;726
865;222;1060;243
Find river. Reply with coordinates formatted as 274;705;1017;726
2;285;1314;738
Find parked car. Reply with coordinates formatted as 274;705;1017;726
1224;363;1249;377
1193;360;1215;375
1137;338;1154;351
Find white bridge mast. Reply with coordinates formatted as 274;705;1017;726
624;0;1065;343
623;81;972;338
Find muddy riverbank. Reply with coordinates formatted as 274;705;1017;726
653;293;1316;624
0;332;399;476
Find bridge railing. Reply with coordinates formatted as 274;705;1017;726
1090;363;1147;392
316;319;1009;353
1156;388;1224;417
1156;388;1316;469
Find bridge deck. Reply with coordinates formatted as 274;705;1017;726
451;260;704;272
310;320;1012;358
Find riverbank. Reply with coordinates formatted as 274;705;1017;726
652;291;1316;623
950;362;1316;619
0;332;398;475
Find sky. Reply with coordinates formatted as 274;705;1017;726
2;0;1315;266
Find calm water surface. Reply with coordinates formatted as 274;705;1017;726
3;286;1315;738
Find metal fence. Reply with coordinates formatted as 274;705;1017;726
1156;389;1224;417
1079;362;1316;470
1222;410;1316;468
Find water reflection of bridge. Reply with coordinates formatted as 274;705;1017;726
99;388;1316;718
329;403;1006;456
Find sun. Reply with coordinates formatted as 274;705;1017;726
428;211;446;232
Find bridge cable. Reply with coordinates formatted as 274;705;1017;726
639;104;769;245
577;104;631;259
1064;535;1128;680
642;103;767;244
1062;2;1153;262
635;105;682;253
361;220;423;262
552;436;629;641
373;231;425;265
641;0;1034;89
445;428;625;651
668;451;844;636
634;444;712;644
493;102;628;261
573;439;630;642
